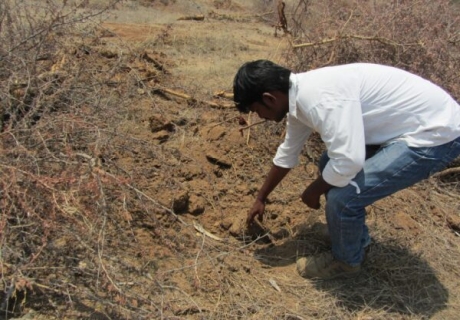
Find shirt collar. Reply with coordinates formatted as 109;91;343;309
289;73;298;117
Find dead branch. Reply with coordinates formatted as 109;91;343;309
208;11;251;22
142;52;168;74
213;91;234;100
158;87;191;100
209;115;241;128
154;87;233;109
255;10;275;18
432;167;460;179
291;34;421;49
202;100;233;109
177;15;205;21
239;119;267;132
275;0;290;36
193;221;224;241
91;167;188;226
246;112;252;145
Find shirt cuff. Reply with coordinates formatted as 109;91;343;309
322;162;354;187
273;146;298;168
273;157;297;169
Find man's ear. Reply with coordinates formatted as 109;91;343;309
261;92;276;109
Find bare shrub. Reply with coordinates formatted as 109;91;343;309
285;0;460;101
0;0;120;131
0;0;166;318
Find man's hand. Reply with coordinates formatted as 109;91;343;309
301;176;334;209
246;165;291;227
301;187;321;209
247;199;265;226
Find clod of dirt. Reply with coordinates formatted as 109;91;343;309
393;211;420;234
229;217;245;238
188;194;206;215
151;130;170;143
204;125;227;141
172;189;190;213
220;218;234;230
179;165;204;181
98;48;118;59
228;215;271;243
149;114;175;133
431;206;460;232
206;151;232;169
447;214;460;232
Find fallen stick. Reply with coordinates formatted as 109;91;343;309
154;87;233;108
178;15;205;21
142;52;168;73
193;221;224;241
213;91;234;100
246;112;252;145
268;278;282;292
239;119;267;132
209;115;241;128
291;34;408;49
252;219;276;242
432;167;460;178
202;100;233;109
159;87;192;100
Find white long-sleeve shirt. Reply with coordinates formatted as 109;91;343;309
273;63;460;187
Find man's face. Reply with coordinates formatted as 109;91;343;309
248;92;288;123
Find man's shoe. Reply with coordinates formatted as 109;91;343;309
296;252;361;280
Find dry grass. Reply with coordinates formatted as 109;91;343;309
0;0;459;319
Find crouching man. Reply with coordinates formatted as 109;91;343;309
233;60;460;280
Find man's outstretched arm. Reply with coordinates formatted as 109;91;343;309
247;165;291;226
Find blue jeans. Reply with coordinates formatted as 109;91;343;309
318;136;460;266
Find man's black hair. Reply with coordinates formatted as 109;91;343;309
233;60;291;113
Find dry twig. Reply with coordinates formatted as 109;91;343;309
239;119;267;132
154;87;233;109
177;15;205;21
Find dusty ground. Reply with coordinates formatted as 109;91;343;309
1;1;460;319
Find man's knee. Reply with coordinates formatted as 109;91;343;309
326;187;352;212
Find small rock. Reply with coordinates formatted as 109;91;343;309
188;194;206;215
172;190;189;213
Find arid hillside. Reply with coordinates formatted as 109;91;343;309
1;1;459;319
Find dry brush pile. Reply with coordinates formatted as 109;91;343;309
0;0;191;318
0;1;283;318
